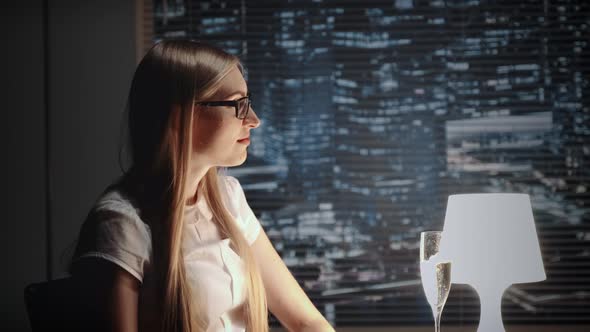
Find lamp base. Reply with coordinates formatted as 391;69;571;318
476;285;507;332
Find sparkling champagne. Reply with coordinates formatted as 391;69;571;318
420;260;451;310
420;231;452;332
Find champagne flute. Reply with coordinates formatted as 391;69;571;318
420;231;452;332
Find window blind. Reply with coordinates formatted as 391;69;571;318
141;0;590;327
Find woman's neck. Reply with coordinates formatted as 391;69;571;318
185;164;210;206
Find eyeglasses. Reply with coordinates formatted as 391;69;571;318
194;92;252;120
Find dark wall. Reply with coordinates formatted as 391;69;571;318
2;1;47;330
49;0;136;277
1;1;136;330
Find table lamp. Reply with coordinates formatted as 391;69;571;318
438;193;546;332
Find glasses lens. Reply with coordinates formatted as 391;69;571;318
237;97;250;119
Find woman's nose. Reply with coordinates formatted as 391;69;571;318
244;107;261;128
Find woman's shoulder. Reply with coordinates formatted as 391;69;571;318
217;174;246;206
219;174;241;190
94;187;140;214
217;174;262;245
86;184;151;236
72;183;152;281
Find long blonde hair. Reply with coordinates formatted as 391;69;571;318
122;40;268;332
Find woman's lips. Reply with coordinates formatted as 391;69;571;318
237;137;250;144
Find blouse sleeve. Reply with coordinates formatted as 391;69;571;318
71;197;152;283
221;176;262;246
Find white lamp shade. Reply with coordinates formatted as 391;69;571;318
439;193;546;287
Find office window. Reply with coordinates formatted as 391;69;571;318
143;0;589;327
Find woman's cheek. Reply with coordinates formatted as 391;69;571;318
192;117;226;149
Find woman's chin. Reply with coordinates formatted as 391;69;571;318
223;152;248;168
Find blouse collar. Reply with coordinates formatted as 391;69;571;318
184;192;213;222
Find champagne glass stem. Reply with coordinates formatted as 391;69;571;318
434;309;442;332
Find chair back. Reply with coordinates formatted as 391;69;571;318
24;277;83;331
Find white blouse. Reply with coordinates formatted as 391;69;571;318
73;175;262;332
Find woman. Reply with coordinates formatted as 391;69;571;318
70;40;335;332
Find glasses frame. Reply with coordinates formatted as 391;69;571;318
194;92;251;120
